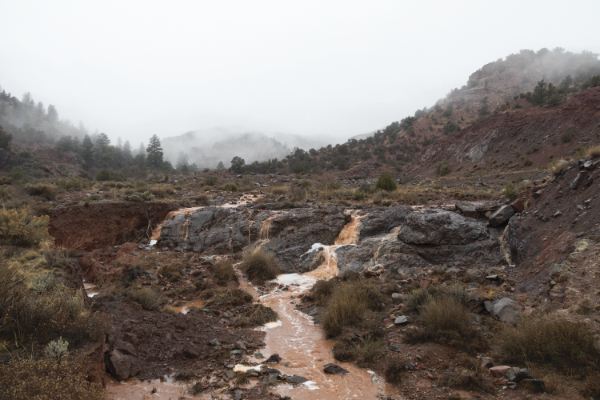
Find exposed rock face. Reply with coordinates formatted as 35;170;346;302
158;206;350;272
358;206;412;239
489;205;515;227
398;209;490;245
48;202;179;251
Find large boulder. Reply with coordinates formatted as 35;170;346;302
397;209;490;245
492;298;522;324
358;206;412;239
489;205;515;227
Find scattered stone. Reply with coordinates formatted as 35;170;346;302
455;202;478;218
489;205;515;227
266;353;282;364
511;368;534;383
394;316;409;325
254;352;264;358
324;363;350;375
533;190;543;198
286;375;308;384
391;293;403;300
489;366;512;376
485;275;499;281
570;171;587;189
510;199;524;213
480;357;493;369
553;210;562;218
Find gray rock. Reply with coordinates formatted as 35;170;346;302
266;353;281;364
323;363;350;375
512;368;533;383
107;349;134;381
394;316;409;325
570;171;587;189
391;293;403;300
553;210;562;217
455;202;478;218
286;375;308;384
492;298;522;324
398;209;490;245
359;206;412;239
489;205;515;227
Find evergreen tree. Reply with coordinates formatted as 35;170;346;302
122;140;132;162
47;105;58;122
230;156;245;173
82;135;94;169
146;135;164;170
94;133;112;167
134;142;146;170
216;161;225;169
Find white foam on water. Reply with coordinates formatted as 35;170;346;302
301;243;325;256
233;364;262;373
302;381;320;390
263;320;282;329
274;273;316;291
149;240;157;246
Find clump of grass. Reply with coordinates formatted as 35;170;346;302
322;280;386;338
127;287;165;311
352;335;384;367
0;207;49;246
24;183;56;199
332;335;356;362
233;304;278;327
149;184;173;198
222;182;238;192
195;193;210;205
203;288;253;307
548;159;575;177
204;175;218;186
271;186;288;195
158;264;182;282
240;249;281;283
496;315;599;369
384;354;408;384
211;259;237;286
589;145;600;158
0;358;105;400
122;191;155;201
307;279;335;305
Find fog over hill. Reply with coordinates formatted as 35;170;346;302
161;127;334;169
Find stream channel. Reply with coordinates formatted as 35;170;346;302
108;209;392;400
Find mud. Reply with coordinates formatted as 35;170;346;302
49;201;179;250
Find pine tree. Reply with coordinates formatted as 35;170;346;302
146;135;164;170
82;135;94;169
217;161;225;169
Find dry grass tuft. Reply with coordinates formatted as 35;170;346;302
204;289;253;307
240;249;281;282
158;264;182;282
0;358;105;400
384;354;408;384
233;304;278;327
497;315;599;369
307;279;335;305
24;183;56;199
211;259;237;286
127;287;165;311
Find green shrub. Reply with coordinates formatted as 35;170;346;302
503;183;517;200
436;161;451;176
0;208;49;245
44;337;69;359
10;168;29;183
31;272;56;294
352;190;365;200
95;170;112;181
204;175;218;186
523;158;533;166
222;182;238;192
240;249;281;282
326;180;342;191
560;130;573;143
25;184;56;199
381;199;392;206
375;171;397;192
173;185;183;191
497;315;599;369
0;358;105;400
122;191;154;202
88;194;101;201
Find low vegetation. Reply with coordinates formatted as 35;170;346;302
240;249;281;282
126;287;165;311
233;304;278;327
211;259;238;285
0;207;49;246
384;354;409;384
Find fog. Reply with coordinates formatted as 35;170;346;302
1;0;599;149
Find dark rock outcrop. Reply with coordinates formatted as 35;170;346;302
398;209;490;245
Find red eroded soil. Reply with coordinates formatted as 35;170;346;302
48;201;178;251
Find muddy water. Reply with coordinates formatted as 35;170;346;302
250;213;390;399
150;206;204;241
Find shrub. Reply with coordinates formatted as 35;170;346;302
375;172;397;192
222;182;238;192
204;175;218;186
404;288;432;313
381;199;392;207
523;158;533;166
326;180;342;191
503;183;517;200
158;264;181;282
31;272;56;294
497;315;599;369
95;169;112;181
195;193;210;205
127;287;165;311
44;337;69;359
149;185;173;198
359;183;374;194
240;249;281;282
58;178;85;191
322;285;367;338
589;145;600;158
233;304;278;327
307;279;336;305
436;161;451;176
0;358;105;400
25;184;56;199
134;180;147;190
560;130;573;143
332;335;356;362
204;289;253;307
88;194;102;201
384;354;408;384
0;207;49;245
211;259;238;285
580;374;600;400
122;191;154;201
271;186;288;195
353;335;384;366
10;168;29;183
352;190;365;200
0;176;12;185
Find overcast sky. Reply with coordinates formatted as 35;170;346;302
1;0;599;145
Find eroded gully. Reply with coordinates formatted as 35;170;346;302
108;211;394;400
